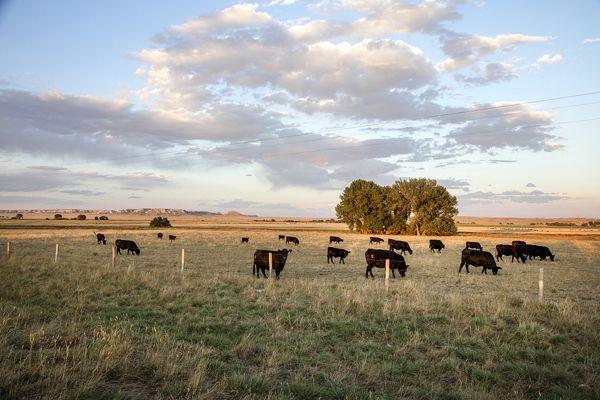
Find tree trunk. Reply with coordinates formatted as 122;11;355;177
416;223;420;236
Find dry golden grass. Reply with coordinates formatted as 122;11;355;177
0;221;599;399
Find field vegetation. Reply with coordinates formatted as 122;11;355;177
0;218;599;399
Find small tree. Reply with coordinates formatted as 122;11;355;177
77;214;86;220
94;216;99;220
54;213;63;220
99;216;109;220
149;216;171;228
335;180;391;233
15;213;23;220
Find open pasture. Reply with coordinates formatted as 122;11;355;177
1;227;599;399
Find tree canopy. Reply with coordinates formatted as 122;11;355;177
149;216;171;228
335;178;458;235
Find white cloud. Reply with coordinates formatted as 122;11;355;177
455;62;518;85
582;37;600;44
536;53;562;64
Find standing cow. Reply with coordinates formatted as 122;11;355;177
364;249;409;278
388;239;413;255
157;233;163;240
278;235;286;241
429;239;445;253
329;236;343;244
327;247;350;264
94;232;106;245
369;237;384;244
169;235;176;242
252;249;292;279
465;241;483;251
459;248;501;275
241;237;249;243
285;236;300;246
496;244;526;263
115;239;140;255
526;245;555;261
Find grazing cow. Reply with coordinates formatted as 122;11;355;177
327;247;351;264
526;245;555;261
115;239;140;255
252;249;292;279
364;249;409;278
94;232;106;245
459;248;501;275
465;241;483;251
512;244;529;263
278;235;285;241
329;236;343;244
429;239;445;253
369;236;384;244
512;240;526;247
157;233;163;240
169;235;176;242
285;236;299;246
388;239;413;255
241;237;249;243
496;244;526;263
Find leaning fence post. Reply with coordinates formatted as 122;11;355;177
111;246;116;268
6;241;10;257
181;248;185;272
268;252;273;279
538;266;544;302
385;259;390;291
54;244;59;264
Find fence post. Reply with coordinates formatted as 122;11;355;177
54;244;59;264
181;248;185;272
111;246;116;268
538;267;544;302
268;252;273;279
385;259;390;291
6;241;10;257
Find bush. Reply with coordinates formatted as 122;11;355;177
99;216;109;220
76;214;86;220
15;213;23;220
149;216;171;228
54;214;63;220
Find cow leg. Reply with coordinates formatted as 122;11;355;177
391;269;396;278
365;267;370;278
116;247;121;255
341;258;345;264
482;267;486;275
459;260;465;273
275;270;281;280
261;268;267;278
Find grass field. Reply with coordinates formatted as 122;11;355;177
0;220;599;399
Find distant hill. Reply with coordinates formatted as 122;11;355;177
0;208;222;216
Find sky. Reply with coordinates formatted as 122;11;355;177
0;0;599;217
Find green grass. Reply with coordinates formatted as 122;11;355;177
0;230;599;399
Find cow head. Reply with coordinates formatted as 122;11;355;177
550;254;555;261
134;248;141;255
408;249;413;255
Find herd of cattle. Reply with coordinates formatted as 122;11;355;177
93;232;555;280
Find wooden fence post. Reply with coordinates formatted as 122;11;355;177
268;252;273;279
538;266;544;303
54;244;59;264
6;241;10;257
111;246;116;268
385;259;390;291
181;248;185;272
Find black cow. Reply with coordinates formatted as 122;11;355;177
429;239;445;253
157;233;163;240
169;235;176;242
465;241;483;251
115;239;140;255
496;244;526;263
278;235;285;241
329;236;343;244
388;239;413;255
369;237;384;244
364;249;409;278
285;236;299;246
94;232;106;245
253;249;292;279
327;247;350;264
459;248;501;275
526;245;555;261
512;240;526;247
241;237;249;243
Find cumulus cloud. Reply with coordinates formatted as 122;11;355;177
526;182;536;187
459;190;566;204
455;62;518;85
583;37;600;44
535;53;562;64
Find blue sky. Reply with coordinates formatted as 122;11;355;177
0;0;599;217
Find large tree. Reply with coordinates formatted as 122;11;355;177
389;178;458;236
335;178;458;235
335;180;391;233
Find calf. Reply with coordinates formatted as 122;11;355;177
253;249;292;279
327;247;350;264
329;236;343;244
459;248;501;275
388;239;413;255
364;249;409;278
278;235;285;241
285;236;299;246
369;236;384;244
465;241;483;251
115;239;140;255
429;239;445;253
168;235;176;242
526;245;555;261
496;244;526;263
241;237;249;243
157;233;163;240
94;232;106;245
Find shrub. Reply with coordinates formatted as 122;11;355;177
150;216;171;228
77;214;86;220
54;214;63;220
99;216;109;220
